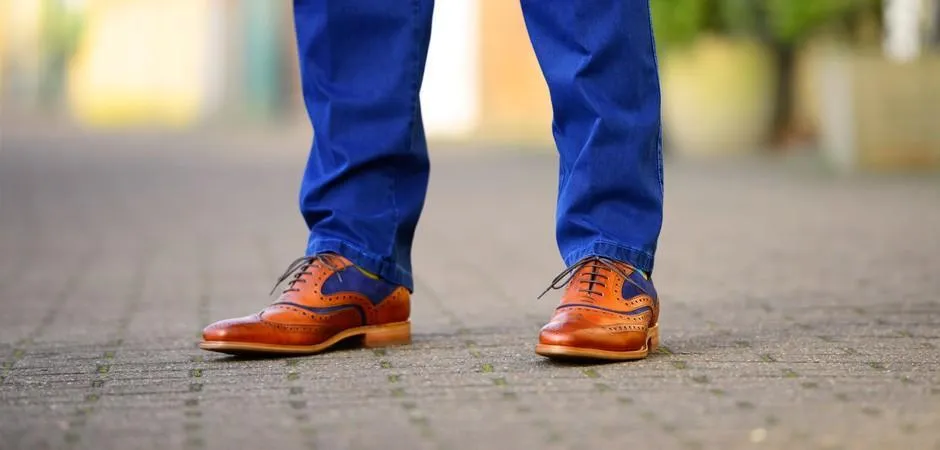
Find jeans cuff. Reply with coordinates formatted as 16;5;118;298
306;238;414;291
563;240;656;276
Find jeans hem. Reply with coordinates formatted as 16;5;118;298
306;238;414;291
563;240;656;276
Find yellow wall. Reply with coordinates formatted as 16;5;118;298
852;50;940;169
0;2;5;95
55;0;570;144
477;0;554;145
67;0;217;127
2;0;44;103
0;3;5;96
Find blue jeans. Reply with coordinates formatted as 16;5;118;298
294;0;664;291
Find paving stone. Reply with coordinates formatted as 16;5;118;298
1;128;938;449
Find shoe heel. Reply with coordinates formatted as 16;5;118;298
362;322;411;348
647;324;660;352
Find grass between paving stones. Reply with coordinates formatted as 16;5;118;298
372;348;435;440
184;355;206;450
285;358;316;447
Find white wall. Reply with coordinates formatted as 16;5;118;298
420;1;480;139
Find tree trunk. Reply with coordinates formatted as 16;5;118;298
751;0;797;149
770;44;796;147
933;0;940;45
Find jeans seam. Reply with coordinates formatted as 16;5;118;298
645;0;666;197
389;0;422;259
564;239;655;271
575;239;655;260
308;238;413;290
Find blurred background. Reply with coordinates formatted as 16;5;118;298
2;3;940;449
1;0;938;170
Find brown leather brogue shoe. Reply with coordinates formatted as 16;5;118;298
200;254;410;355
536;256;659;361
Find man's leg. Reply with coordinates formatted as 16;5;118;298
295;0;435;291
522;1;665;360
199;0;434;356
521;0;663;270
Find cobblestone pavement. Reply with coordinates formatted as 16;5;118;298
1;128;939;450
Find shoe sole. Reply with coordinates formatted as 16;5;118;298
534;324;659;361
198;321;411;355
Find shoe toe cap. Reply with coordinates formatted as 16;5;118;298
539;317;648;352
202;315;261;342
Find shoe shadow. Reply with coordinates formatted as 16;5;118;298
200;335;367;362
533;355;657;368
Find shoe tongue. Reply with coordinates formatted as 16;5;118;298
578;260;612;276
317;254;381;280
318;252;352;268
579;258;644;280
277;255;346;299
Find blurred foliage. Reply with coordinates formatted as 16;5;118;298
651;0;882;47
650;0;885;146
767;0;864;43
650;0;712;48
41;0;84;58
38;0;85;107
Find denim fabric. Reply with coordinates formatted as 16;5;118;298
294;0;664;291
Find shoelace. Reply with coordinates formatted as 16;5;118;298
537;256;644;300
269;254;343;295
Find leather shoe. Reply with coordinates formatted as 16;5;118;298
536;256;659;361
200;253;410;355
